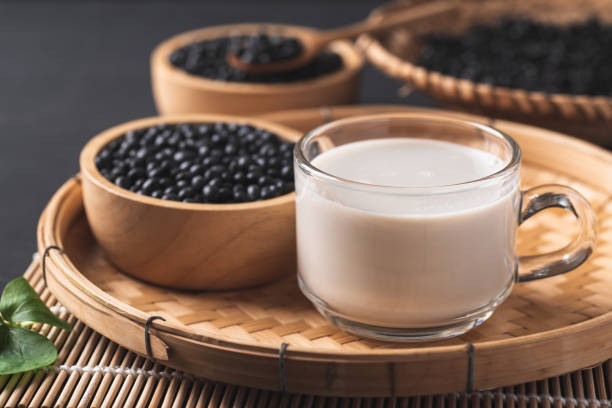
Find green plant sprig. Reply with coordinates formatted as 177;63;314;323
0;277;71;375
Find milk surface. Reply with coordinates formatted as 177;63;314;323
296;138;520;327
314;138;505;188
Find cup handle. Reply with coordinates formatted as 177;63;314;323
517;185;598;282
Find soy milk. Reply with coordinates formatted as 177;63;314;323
295;138;520;327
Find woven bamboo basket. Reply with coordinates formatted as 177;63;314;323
358;0;612;147
38;105;612;398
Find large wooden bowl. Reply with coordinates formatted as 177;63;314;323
151;24;364;116
79;114;302;290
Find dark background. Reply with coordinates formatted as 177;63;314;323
0;0;436;287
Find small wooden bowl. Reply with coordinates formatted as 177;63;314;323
79;114;302;290
359;0;612;146
151;24;364;116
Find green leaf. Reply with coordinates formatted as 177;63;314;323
0;278;71;331
0;324;57;375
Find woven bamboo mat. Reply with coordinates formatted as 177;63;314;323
0;257;608;407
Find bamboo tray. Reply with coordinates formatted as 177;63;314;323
38;106;612;397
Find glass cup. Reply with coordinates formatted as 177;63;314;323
294;113;597;341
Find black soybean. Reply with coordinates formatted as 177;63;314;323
162;193;179;201
280;165;293;180
218;187;232;202
191;175;206;190
178;187;194;199
203;185;219;202
114;176;131;190
246;184;260;201
234;190;247;202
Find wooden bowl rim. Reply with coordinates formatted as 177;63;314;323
151;23;364;95
57;106;612;358
80;114;301;211
359;2;612;105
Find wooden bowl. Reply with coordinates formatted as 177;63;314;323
79;114;302;290
358;0;612;147
151;24;364;116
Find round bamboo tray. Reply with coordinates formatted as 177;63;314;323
38;106;612;397
151;24;363;116
358;0;612;147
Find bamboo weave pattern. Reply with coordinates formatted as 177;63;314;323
0;260;609;407
61;160;612;350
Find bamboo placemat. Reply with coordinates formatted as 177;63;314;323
0;256;609;407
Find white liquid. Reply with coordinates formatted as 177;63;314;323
315;138;505;187
296;138;520;327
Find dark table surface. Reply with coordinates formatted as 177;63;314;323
0;0;436;287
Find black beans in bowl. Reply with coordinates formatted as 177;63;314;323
169;33;343;83
95;122;295;204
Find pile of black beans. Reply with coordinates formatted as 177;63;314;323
230;33;304;65
417;18;612;96
169;34;343;83
95;122;295;204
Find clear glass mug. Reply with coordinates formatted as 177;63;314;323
294;113;598;341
